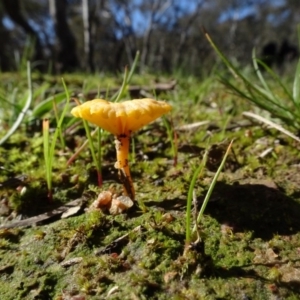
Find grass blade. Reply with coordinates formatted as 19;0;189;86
111;51;140;102
252;49;280;103
43;119;52;199
293;58;300;106
82;119;102;186
206;30;300;131
114;67;129;102
127;50;140;83
192;140;234;234
32;92;67;118
0;62;32;145
186;151;208;244
53;98;65;149
43;78;70;200
256;59;294;102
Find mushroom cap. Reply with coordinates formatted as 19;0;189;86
71;98;172;135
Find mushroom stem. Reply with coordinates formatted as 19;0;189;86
114;133;135;200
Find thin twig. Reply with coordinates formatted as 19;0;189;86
243;111;300;143
94;225;142;255
0;198;87;229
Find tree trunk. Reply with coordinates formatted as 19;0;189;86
49;0;79;72
82;0;94;72
140;0;172;72
2;0;44;66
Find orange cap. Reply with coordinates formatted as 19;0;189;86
71;98;172;135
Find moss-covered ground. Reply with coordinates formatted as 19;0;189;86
1;72;300;299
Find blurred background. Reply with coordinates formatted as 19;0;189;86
0;0;299;75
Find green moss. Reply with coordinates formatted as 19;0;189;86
1;72;300;299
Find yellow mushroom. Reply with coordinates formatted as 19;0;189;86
71;98;172;200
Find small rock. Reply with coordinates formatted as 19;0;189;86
61;206;82;219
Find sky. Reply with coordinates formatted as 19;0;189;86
218;0;286;22
1;0;288;40
109;0;288;38
110;0;201;37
